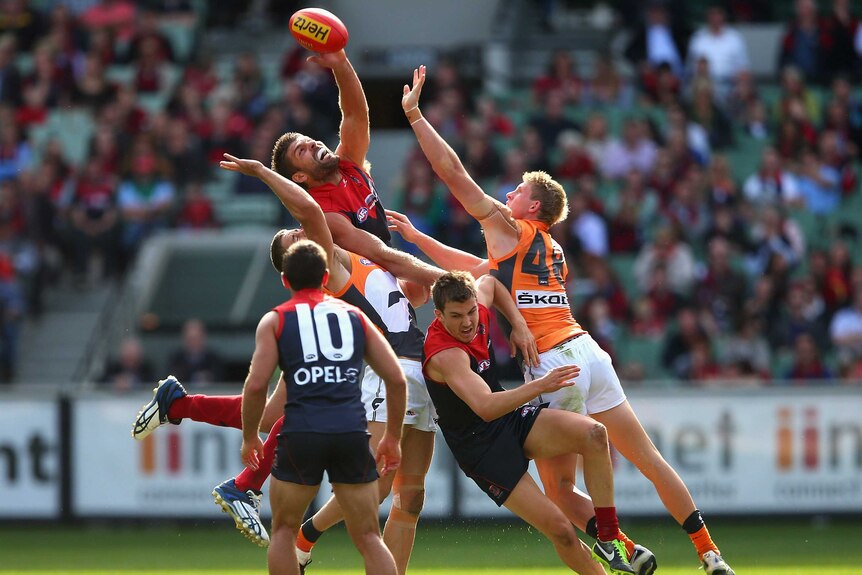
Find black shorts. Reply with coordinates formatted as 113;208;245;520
271;431;379;485
457;403;546;507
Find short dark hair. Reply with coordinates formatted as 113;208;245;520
431;271;477;312
283;240;327;290
270;229;288;273
271;132;303;183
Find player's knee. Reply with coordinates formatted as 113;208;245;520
352;531;383;556
585;422;608;453
544;517;577;548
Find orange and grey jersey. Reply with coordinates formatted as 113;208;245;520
327;251;424;361
489;219;584;353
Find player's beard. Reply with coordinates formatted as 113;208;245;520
307;153;339;182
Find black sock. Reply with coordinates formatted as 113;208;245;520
301;517;324;543
682;509;705;534
585;515;598;539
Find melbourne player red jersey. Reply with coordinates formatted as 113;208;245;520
307;159;392;245
422;304;504;439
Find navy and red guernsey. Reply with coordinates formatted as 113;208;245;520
308;159;392;246
274;289;369;434
422;304;505;463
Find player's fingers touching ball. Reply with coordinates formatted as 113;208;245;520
289;8;349;54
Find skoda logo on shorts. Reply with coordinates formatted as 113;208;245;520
478;359;491;372
356;207;369;222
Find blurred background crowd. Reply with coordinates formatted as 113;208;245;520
1;0;862;389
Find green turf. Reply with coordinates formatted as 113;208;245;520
2;518;860;574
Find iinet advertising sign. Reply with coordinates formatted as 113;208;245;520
610;392;862;514
73;398;271;517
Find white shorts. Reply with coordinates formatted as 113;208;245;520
526;334;626;415
362;358;438;433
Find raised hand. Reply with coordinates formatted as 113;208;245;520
219;153;264;177
306;49;348;70
385;209;420;243
402;65;426;113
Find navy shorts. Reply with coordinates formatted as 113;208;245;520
458;404;546;506
271;431;379;485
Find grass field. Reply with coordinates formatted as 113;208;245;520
2;518;860;574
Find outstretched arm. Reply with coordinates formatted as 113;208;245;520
402;66;519;257
241;311;280;470
387;209;488;277
309;50;370;167
326;212;445;286
426;349;577;422
220;154;349;288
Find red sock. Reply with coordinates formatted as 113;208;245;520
167;395;243;429
594;506;621;542
235;416;283;492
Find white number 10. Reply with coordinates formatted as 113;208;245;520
295;303;355;362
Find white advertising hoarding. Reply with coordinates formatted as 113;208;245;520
0;399;60;518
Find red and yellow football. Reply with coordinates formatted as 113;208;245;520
289;8;349;53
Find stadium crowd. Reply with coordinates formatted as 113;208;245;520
1;0;861;386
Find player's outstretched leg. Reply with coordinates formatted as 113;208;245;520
131;375;187;439
213;478;270;548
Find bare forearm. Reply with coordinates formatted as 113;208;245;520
478;383;540;421
241;382;267;442
383;380;406;438
332;59;369;125
407;227;485;272
376;246;444;286
490;277;525;331
255;166;321;223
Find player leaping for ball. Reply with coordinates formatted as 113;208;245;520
131;154;539;574
398;65;735;575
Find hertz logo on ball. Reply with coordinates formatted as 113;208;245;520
291;15;331;45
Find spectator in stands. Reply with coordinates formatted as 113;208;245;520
748;206;806;277
719;314;772;377
819;241;854;313
123;10;174;64
492;148;528;202
830;289;862;364
395;156;445;249
102;335;154;391
0;0;44;51
786;332;834;382
779;0;828;84
578;296;618;358
775;117;816;162
726;70;760;121
580;112;612;167
181;52;218;97
743;146;802;208
640;61;682;106
695;237;747;333
0;250;23;382
686;4;749;101
770;282;827;351
0;34;21;107
517;125;551;173
528;90;579;152
65;156;120;286
532;49;581;106
704;155;739;207
117;137;176;263
687;341;722;383
163;119;208;189
820;0;862;81
635;224;696;294
630;296;665;337
606;168;657;253
25;40;74;108
688;82;734;149
579;260;630;322
0;122;30;182
72;51;116;110
776;65;821;126
554;130;595;181
662;306;710;379
175;180;217;230
461;122;502;181
80;0;136;43
133;35;168;94
232;51;266;120
600;117;658;180
664;103;710;166
584;52;631;107
703;203;753;254
475;95;514;138
797;146;841;214
562;191;607;261
200;97;252;165
647;262;687;321
823;99;862;158
624;1;689;79
663;176;709;243
167;317;225;385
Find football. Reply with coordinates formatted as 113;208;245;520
289;8;349;53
